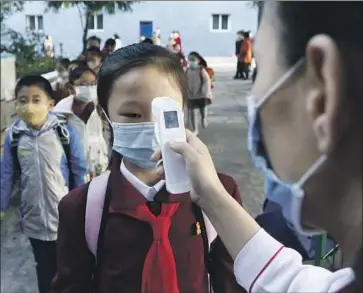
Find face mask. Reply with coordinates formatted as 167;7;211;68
17;104;49;128
113;122;160;169
103;110;160;169
247;59;327;236
87;61;99;70
189;61;199;69
58;71;68;79
75;85;97;103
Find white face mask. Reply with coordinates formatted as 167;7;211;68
75;85;97;103
87;62;99;70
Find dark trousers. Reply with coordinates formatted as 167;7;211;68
29;238;57;293
241;62;250;79
235;60;243;78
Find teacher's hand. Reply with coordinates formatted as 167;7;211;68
151;129;224;203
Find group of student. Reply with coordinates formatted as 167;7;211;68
2;2;360;291
0;36;228;293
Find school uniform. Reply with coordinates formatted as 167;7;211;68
52;153;246;293
233;229;355;292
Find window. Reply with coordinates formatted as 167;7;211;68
88;13;104;31
211;14;230;32
26;15;44;31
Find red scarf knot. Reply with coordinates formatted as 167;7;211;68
124;203;180;293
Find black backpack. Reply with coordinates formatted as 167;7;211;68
11;124;73;188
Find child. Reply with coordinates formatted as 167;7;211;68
85;46;103;74
102;38;117;57
68;59;87;75
53;66;109;178
186;51;213;135
0;75;89;293
79;36;102;61
51;43;247;293
55;58;71;85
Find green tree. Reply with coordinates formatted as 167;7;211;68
0;0;24;40
250;0;263;27
47;1;137;54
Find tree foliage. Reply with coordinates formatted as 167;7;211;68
0;0;24;26
47;1;137;54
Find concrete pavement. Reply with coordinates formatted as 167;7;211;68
0;70;265;293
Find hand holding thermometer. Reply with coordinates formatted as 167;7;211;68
152;97;190;194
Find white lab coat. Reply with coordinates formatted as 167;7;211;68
234;229;355;292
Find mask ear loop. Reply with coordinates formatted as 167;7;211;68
295;155;328;191
256;58;305;109
100;107;112;126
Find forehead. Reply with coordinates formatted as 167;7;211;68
17;85;47;98
78;71;96;82
108;66;183;108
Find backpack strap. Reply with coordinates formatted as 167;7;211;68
10;131;22;177
85;171;111;260
55;124;71;165
85;172;218;270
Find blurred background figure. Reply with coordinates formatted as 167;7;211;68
43;35;54;57
86;35;101;49
113;34;122;50
102;38;116;58
153;28;161;45
55;58;70;86
234;30;244;79
84;47;103;74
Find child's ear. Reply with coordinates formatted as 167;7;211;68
49;99;55;109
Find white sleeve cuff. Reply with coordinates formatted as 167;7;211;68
233;229;285;291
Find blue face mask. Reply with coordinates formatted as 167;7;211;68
189;61;199;69
110;122;160;169
247;59;327;236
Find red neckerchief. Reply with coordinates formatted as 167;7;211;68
123;203;180;293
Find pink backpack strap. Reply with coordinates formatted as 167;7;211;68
202;211;217;250
85;171;111;260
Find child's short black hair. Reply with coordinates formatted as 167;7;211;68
68;66;96;84
98;43;189;116
188;51;208;68
15;75;54;100
142;38;154;45
57;58;71;69
69;59;87;69
105;38;116;48
87;35;101;45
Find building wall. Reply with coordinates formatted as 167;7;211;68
4;1;258;58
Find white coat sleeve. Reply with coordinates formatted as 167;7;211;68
233;229;355;293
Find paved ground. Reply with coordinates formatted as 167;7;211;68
0;70;265;293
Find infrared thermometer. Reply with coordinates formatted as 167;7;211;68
152;97;190;194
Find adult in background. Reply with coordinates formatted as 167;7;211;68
79;36;102;61
114;34;122;50
240;31;252;79
234;30;244;79
159;1;362;292
43;35;54;58
102;38;116;58
153;28;162;45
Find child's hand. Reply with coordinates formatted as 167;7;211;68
0;211;5;220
